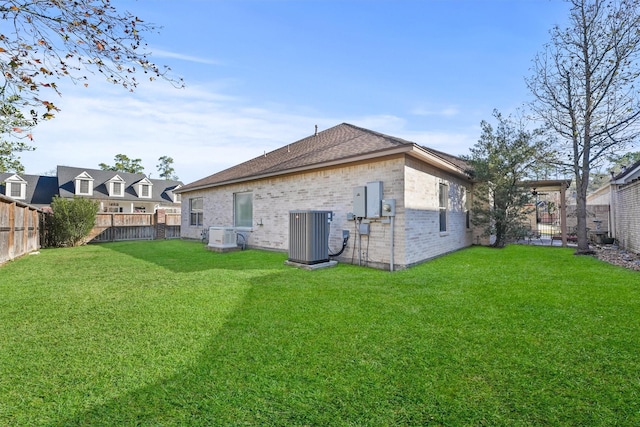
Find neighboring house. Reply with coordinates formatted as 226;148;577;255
610;160;640;253
176;123;474;270
0;166;183;213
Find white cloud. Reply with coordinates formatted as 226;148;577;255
149;48;223;66
410;106;460;117
20;79;478;184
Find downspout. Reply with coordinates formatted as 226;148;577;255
389;215;395;272
609;176;616;241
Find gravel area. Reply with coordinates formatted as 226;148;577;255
591;244;640;272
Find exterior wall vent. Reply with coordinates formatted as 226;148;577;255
208;227;237;249
288;210;330;264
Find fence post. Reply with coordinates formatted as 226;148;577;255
8;201;15;260
155;210;166;240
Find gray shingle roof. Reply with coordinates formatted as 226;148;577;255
56;166;182;203
179;123;470;191
612;158;640;183
0;173;58;206
2;168;182;206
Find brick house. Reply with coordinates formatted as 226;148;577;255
177;123;474;270
610;160;640;253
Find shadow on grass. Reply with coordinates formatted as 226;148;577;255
43;245;640;426
100;239;289;274
52;269;363;426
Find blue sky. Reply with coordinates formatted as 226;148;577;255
21;0;572;184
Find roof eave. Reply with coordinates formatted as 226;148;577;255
407;145;472;180
613;163;640;184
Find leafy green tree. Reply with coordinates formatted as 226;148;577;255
0;1;182;135
44;196;99;247
99;154;144;174
0;98;35;173
156;156;179;180
463;110;551;248
527;0;640;254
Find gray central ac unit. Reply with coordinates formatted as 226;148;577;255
288;210;330;264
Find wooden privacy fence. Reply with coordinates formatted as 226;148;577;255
89;211;181;243
0;194;41;265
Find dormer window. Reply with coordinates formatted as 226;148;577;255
74;172;94;196
135;178;153;199
107;175;126;197
167;184;182;203
4;175;27;200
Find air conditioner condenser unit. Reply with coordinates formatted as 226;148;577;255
208;227;237;250
288;210;330;264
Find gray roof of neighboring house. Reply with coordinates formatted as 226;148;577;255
179;123;470;192
1;167;182;205
56;166;182;203
0;173;58;206
612;159;640;184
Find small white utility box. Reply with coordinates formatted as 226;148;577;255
208;227;237;250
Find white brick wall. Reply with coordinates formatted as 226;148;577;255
404;157;474;265
614;181;640;254
181;154;474;269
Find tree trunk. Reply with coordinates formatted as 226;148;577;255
574;173;594;255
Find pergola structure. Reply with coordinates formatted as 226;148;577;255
523;179;572;247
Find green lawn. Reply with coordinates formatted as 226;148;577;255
1;240;639;426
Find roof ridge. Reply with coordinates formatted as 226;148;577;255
340;122;414;147
343;122;469;171
179;123;469;191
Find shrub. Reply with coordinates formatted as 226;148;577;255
44;196;99;247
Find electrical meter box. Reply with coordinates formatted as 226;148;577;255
366;181;383;218
381;199;396;217
353;186;366;217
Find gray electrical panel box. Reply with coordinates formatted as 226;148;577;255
353;186;366;217
366;181;383;218
359;223;370;235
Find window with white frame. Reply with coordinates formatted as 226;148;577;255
5;175;26;200
107;175;125;197
136;178;152;198
75;172;94;196
439;183;448;232
190;197;203;226
234;191;253;228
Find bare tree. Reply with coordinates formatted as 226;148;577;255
527;0;640;254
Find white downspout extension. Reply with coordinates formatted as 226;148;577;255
390;216;395;272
